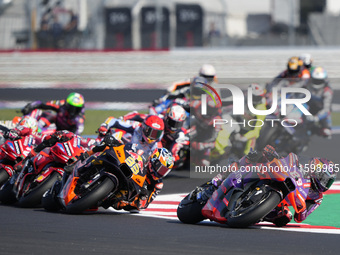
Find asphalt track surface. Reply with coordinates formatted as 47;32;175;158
1;48;340;254
0;88;339;255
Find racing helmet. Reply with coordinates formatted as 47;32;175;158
199;64;216;83
66;92;85;116
299;53;313;69
309;158;337;192
191;76;209;100
164;104;186;134
17;116;38;135
249;83;266;105
287;56;302;74
142;115;164;144
310;66;327;90
149;148;174;179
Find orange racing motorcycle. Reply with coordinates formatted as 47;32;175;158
42;142;148;214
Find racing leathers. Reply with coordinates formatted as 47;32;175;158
305;82;333;138
21;99;85;135
97;118;165;211
198;145;327;227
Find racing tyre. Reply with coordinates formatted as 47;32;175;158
256;124;278;150
42;181;63;212
18;172;61;208
0;181;17;204
226;185;281;228
0;169;10;186
65;177;115;214
177;194;206;224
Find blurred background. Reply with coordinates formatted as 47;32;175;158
0;0;340;50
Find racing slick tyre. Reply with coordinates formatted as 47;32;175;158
0;169;10;186
42;180;63;212
177;194;206;224
65;177;115;214
0;181;17;205
18;172;61;208
226;185;281;228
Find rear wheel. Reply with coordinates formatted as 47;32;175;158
65;178;115;214
226;185;281;228
18;172;61;208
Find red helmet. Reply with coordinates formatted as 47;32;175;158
142;115;164;144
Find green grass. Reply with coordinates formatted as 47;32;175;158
0;109;146;135
1;109;339;135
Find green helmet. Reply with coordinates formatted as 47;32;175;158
66;92;85;116
66;92;85;108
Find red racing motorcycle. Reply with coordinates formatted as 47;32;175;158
0;135;35;186
0;135;85;207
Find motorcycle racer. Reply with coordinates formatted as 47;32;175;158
276;56;311;79
21;92;85;135
67;135;174;212
116;105;189;170
299;53;313;71
0;116;39;142
305;66;333;139
197;145;336;227
97;114;165;159
167;64;217;93
113;147;174;211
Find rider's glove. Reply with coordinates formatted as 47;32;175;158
104;134;122;147
97;123;108;137
77;152;89;162
5;130;20;140
21;103;34;115
263;145;279;161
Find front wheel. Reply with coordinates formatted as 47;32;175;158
0;181;17;205
0;169;10;186
226;185;281;228
65;177;115;214
18;172;61;208
177;192;206;224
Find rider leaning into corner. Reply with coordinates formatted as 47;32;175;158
267;56;311;93
198;145;337;227
91;115;174;212
304;66;333;139
150;64;218;116
21;92;85;135
108;104;189;170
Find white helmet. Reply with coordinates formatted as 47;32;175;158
164;104;186;134
199;64;216;83
311;66;327;90
299;54;313;69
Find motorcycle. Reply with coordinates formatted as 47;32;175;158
42;143;148;214
0;135;85;207
256;81;312;155
12;109;57;137
0;135;35;187
177;153;312;228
